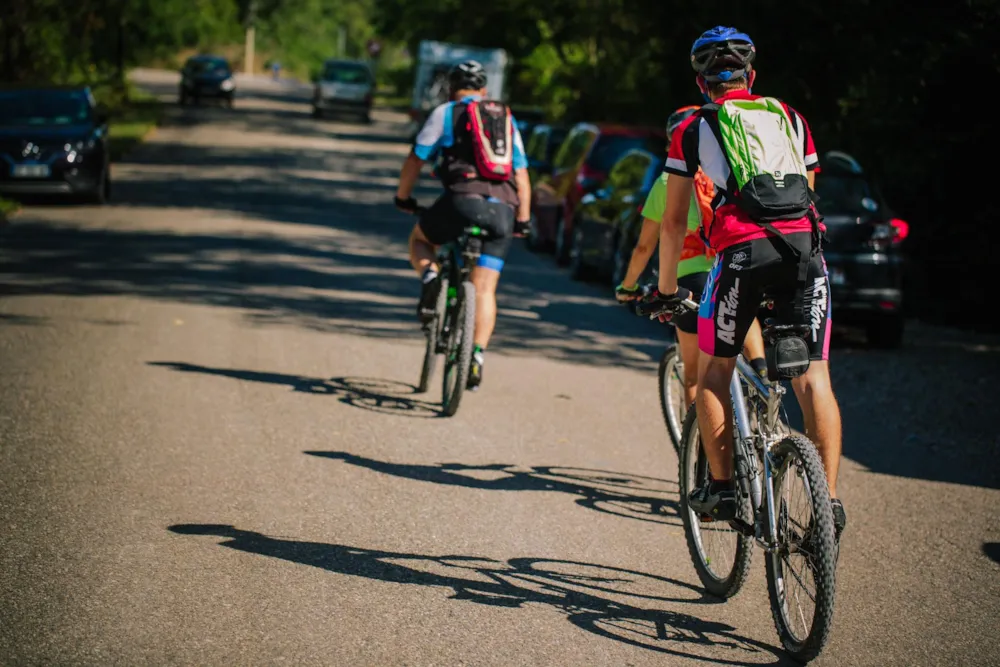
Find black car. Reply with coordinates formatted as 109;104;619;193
179;55;236;107
523;123;568;187
815;150;908;347
0;86;111;203
567;147;662;284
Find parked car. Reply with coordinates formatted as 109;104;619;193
179;55;235;107
527;122;666;264
567;148;663;283
814;150;909;348
523;123;568;186
0;85;111;204
511;105;547;139
312;59;374;123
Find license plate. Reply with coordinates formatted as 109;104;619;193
829;267;846;285
12;163;50;178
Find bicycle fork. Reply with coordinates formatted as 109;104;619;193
729;372;780;550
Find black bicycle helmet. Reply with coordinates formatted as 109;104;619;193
690;26;756;83
448;60;487;92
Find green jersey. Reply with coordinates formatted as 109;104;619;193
640;173;713;277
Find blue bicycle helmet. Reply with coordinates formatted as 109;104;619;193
690;26;756;83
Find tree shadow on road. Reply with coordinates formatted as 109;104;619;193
147;363;442;418
305;451;682;526
167;523;793;665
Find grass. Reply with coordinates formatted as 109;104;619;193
0;196;18;222
106;88;163;162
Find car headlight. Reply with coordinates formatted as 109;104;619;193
220;78;235;91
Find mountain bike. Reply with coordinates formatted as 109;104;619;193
411;206;484;417
639;296;837;663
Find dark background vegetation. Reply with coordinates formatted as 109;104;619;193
0;0;991;329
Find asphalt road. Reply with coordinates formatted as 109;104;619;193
1;69;998;667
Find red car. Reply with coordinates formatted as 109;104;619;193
527;122;666;264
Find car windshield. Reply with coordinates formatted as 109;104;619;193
587;135;664;173
815;172;875;216
0;90;91;127
189;58;230;75
322;63;370;84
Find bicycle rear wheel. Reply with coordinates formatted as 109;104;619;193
657;344;686;453
678;405;754;599
417;277;448;393
441;280;475;417
765;434;837;662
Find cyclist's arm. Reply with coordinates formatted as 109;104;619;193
808;171;815;189
511;121;531;222
658;174;694;295
514;168;531;222
621;217;659;289
396;152;424;201
397;104;446;200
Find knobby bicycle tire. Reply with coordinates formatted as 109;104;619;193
441;281;475;417
765;434;837;663
678;404;754;599
657;345;685;453
417;277;449;393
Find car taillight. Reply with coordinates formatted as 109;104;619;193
889;218;909;245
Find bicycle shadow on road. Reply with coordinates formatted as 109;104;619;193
167;523;793;665
305;451;682;527
148;362;442;418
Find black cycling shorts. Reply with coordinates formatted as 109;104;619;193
697;233;832;360
674;271;708;335
418;193;515;269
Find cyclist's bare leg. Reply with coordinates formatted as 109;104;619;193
743;317;765;360
408;223;438;275
677;330;700;406
696;353;738;480
470;265;500;349
791;360;843;497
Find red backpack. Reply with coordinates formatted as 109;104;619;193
465;100;514;181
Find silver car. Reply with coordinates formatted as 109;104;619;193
311;60;374;123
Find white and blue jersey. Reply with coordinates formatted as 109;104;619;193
413;95;528;169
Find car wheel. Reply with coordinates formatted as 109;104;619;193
85;169;109;205
866;315;904;349
569;227;590;281
554;214;570;266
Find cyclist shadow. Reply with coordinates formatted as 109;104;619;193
148;362;442;418
167;523;792;665
305;451;683;527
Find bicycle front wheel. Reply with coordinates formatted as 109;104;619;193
657;344;686;453
417;277;448;393
678;404;754;599
441;280;475;417
765;434;837;662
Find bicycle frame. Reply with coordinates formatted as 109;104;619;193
729;354;787;551
436;227;484;341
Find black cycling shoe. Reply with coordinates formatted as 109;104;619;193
688;479;738;521
831;498;847;540
467;348;484;391
417;270;439;323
